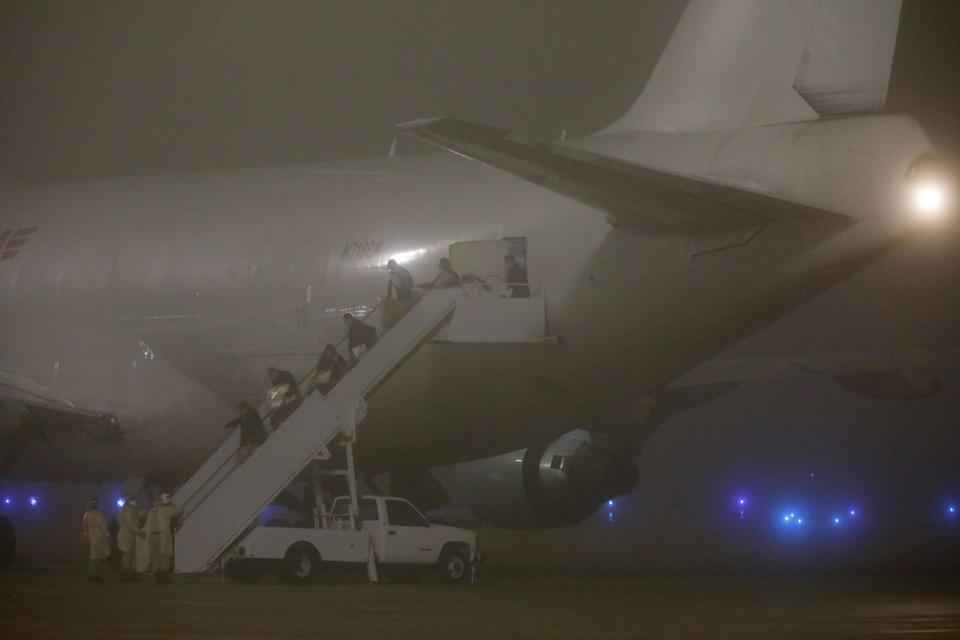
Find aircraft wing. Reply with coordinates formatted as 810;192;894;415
398;118;851;236
0;369;101;417
670;347;960;401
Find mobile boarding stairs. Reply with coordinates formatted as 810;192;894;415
171;283;546;576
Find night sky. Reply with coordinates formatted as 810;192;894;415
1;1;958;570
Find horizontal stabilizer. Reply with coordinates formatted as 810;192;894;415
399;118;849;236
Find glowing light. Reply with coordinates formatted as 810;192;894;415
910;181;949;220
28;496;38;507
116;497;126;508
384;248;427;266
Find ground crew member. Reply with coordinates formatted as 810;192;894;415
146;496;162;580
82;498;110;583
151;493;182;583
117;494;145;582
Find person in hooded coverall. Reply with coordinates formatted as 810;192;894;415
117;494;146;583
148;493;182;583
82;498;110;582
146;497;161;576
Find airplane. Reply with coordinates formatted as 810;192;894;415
0;0;955;560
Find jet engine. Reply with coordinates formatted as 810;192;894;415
451;430;638;528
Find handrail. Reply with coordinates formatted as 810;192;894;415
177;299;386;521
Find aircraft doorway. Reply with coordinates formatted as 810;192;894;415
449;236;527;286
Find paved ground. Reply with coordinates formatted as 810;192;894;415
2;568;959;639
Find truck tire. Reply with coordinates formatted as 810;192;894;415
437;546;470;584
279;542;318;584
225;558;264;584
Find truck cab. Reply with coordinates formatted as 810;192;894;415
329;495;477;570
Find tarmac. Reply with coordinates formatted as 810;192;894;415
2;567;959;639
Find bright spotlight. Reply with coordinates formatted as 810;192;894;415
911;181;948;220
905;155;952;222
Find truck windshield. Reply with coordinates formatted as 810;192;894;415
385;499;429;527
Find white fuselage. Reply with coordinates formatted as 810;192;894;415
0;114;933;483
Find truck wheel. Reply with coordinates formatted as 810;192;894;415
437;546;470;584
279;542;318;584
225;558;264;584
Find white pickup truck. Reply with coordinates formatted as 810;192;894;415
224;495;479;584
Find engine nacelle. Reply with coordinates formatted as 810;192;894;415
452;430;638;528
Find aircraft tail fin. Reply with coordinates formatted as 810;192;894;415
601;0;903;134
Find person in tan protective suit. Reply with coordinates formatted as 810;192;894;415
148;492;182;583
117;494;146;583
82;498;110;583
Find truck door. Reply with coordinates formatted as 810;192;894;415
383;498;435;564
